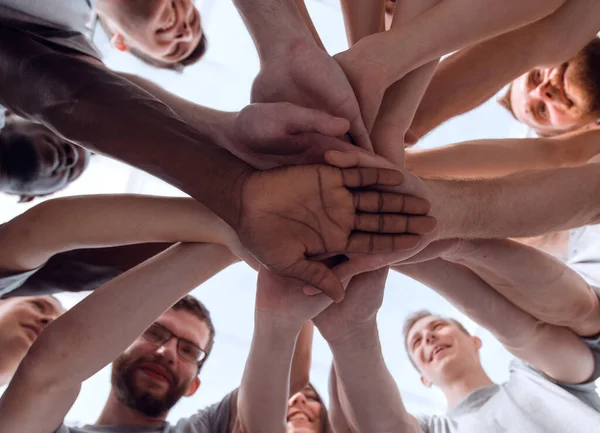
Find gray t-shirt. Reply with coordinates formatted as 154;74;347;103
417;359;600;433
56;393;232;433
0;0;100;60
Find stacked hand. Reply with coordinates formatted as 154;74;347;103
234;164;436;302
250;40;372;150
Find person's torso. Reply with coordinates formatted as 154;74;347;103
419;362;600;433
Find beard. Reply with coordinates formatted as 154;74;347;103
566;44;600;116
111;353;191;418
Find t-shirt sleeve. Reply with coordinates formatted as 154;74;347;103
512;359;600;413
173;392;233;433
0;267;40;298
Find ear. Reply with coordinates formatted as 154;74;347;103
497;90;512;113
420;375;433;388
18;195;35;203
110;33;128;52
184;376;200;397
472;336;483;351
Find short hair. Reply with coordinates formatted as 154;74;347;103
128;34;208;72
402;310;471;371
171;295;215;370
98;17;207;72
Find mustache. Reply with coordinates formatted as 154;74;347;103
130;357;178;386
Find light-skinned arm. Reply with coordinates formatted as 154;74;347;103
0;194;244;274
119;73;357;170
335;0;567;132
235;268;334;433
232;0;371;149
340;0;385;46
368;0;442;160
0;242;239;433
406;128;600;179
313;269;421;433
411;0;600;138
445;238;600;337
394;247;597;384
289;322;314;395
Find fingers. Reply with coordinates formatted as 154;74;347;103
354;213;437;234
348;116;374;152
332;253;405;283
284;104;351;137
325;149;397;170
404;129;419;146
340;167;404;187
286;259;346;303
353;191;431;214
345;233;421;253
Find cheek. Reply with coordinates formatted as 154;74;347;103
310;401;323;420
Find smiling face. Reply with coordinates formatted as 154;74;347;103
505;39;600;136
286;386;324;433
111;308;211;418
405;315;482;388
0;116;90;200
97;0;204;66
0;296;64;384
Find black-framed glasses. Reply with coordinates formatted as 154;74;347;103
141;323;207;364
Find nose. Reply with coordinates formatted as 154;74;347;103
175;20;194;42
531;80;560;104
60;141;78;169
36;312;56;329
425;330;437;345
155;338;178;365
289;392;307;407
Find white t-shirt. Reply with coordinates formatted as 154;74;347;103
418;360;600;433
567;224;600;293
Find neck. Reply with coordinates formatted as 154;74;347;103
440;366;494;408
96;389;167;427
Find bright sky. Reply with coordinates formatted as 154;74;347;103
0;0;597;427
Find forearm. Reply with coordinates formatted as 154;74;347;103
238;317;300;433
232;0;315;60
411;0;600;137
0;195;236;272
0;28;251;227
289;321;313;395
406;137;559;179
294;0;325;49
1;243;237;432
429;162;600;240
327;321;418;433
447;239;600;337
340;0;385;46
372;0;442;163
367;0;566;87
395;260;596;384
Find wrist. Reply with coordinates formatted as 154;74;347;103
255;312;304;340
320;318;379;349
423;179;469;240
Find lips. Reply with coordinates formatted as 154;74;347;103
428;344;451;363
139;363;173;385
556;64;573;108
20;323;42;340
287;411;313;423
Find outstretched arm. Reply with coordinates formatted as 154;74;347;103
406;129;600;179
314;270;421;433
334;0;567;132
394;243;598;384
0;195;244;274
0;242;238;433
411;0;600;138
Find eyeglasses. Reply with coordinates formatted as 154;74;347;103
141;323;207;364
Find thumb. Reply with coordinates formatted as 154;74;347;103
285;259;346;303
283;105;350;137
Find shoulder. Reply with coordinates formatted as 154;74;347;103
172;391;235;433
